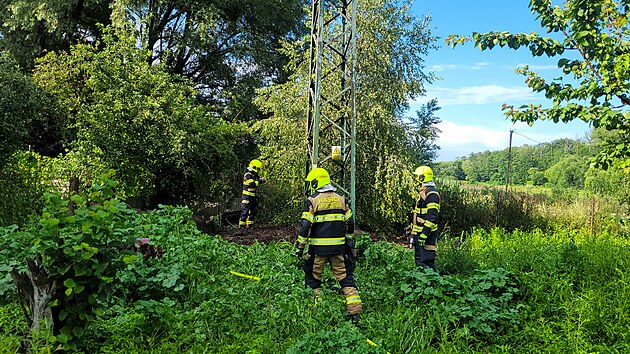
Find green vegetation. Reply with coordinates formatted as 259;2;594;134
436;131;630;205
2;188;628;352
0;0;440;231
1;0;630;352
255;0;439;232
448;0;630;171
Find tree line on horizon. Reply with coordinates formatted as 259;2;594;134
436;127;630;202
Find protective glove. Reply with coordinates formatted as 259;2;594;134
294;247;304;260
294;247;304;269
404;225;413;241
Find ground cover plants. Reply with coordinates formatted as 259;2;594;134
1;173;629;353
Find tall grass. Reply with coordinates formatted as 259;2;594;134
439;179;629;236
2;228;628;353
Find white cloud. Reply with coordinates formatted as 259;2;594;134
435;120;590;161
416;85;538;106
514;63;558;71
430;62;491;72
437;120;509;151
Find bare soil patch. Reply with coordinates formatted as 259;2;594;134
219;224;396;246
220;224;298;245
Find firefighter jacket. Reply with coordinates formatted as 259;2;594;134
410;184;440;241
297;187;354;256
242;169;263;198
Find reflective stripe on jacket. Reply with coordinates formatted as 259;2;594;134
410;185;440;238
242;171;260;197
298;190;354;256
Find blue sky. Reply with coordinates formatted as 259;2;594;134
409;0;592;161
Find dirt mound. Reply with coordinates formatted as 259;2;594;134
219;224;395;246
220;224;298;245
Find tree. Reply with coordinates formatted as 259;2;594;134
255;0;437;231
447;0;630;171
461;150;505;184
34;26;255;203
1;0;307;121
435;160;466;180
545;155;589;188
408;98;442;165
0;0;111;69
584;164;630;201
0;52;65;160
527;167;547;185
510;145;542;185
120;0;307;121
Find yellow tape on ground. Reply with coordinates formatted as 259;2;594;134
366;338;390;354
229;270;261;281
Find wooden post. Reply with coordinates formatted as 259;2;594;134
505;129;514;192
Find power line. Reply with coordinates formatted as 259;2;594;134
512;131;543;145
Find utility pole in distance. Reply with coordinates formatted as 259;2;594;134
505;129;514;192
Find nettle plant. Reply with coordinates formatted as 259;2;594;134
1;171;144;348
398;268;523;335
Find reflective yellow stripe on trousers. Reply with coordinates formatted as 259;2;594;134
345;295;362;304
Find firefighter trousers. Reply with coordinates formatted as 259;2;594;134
239;196;258;226
414;231;437;271
303;253;362;315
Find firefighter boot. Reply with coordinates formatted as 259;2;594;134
347;313;361;325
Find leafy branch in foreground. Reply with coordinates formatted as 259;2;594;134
446;0;630;171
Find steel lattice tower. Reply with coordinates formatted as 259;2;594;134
306;0;357;212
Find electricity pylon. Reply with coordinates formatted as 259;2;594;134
306;0;358;212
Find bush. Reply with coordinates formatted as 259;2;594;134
0;151;46;226
439;180;545;235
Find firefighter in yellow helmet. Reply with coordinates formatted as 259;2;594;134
239;159;266;228
295;167;362;322
407;165;440;270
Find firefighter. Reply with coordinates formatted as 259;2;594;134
407;165;440;271
239;159;265;229
295;167;362;322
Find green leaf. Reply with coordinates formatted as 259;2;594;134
72;327;85;338
64;278;77;288
123;255;137;264
74;266;87;276
59;264;71;275
59;309;68;321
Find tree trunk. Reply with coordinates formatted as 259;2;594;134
10;257;57;352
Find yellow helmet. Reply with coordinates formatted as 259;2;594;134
413;165;434;183
305;167;331;193
249;159;263;173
